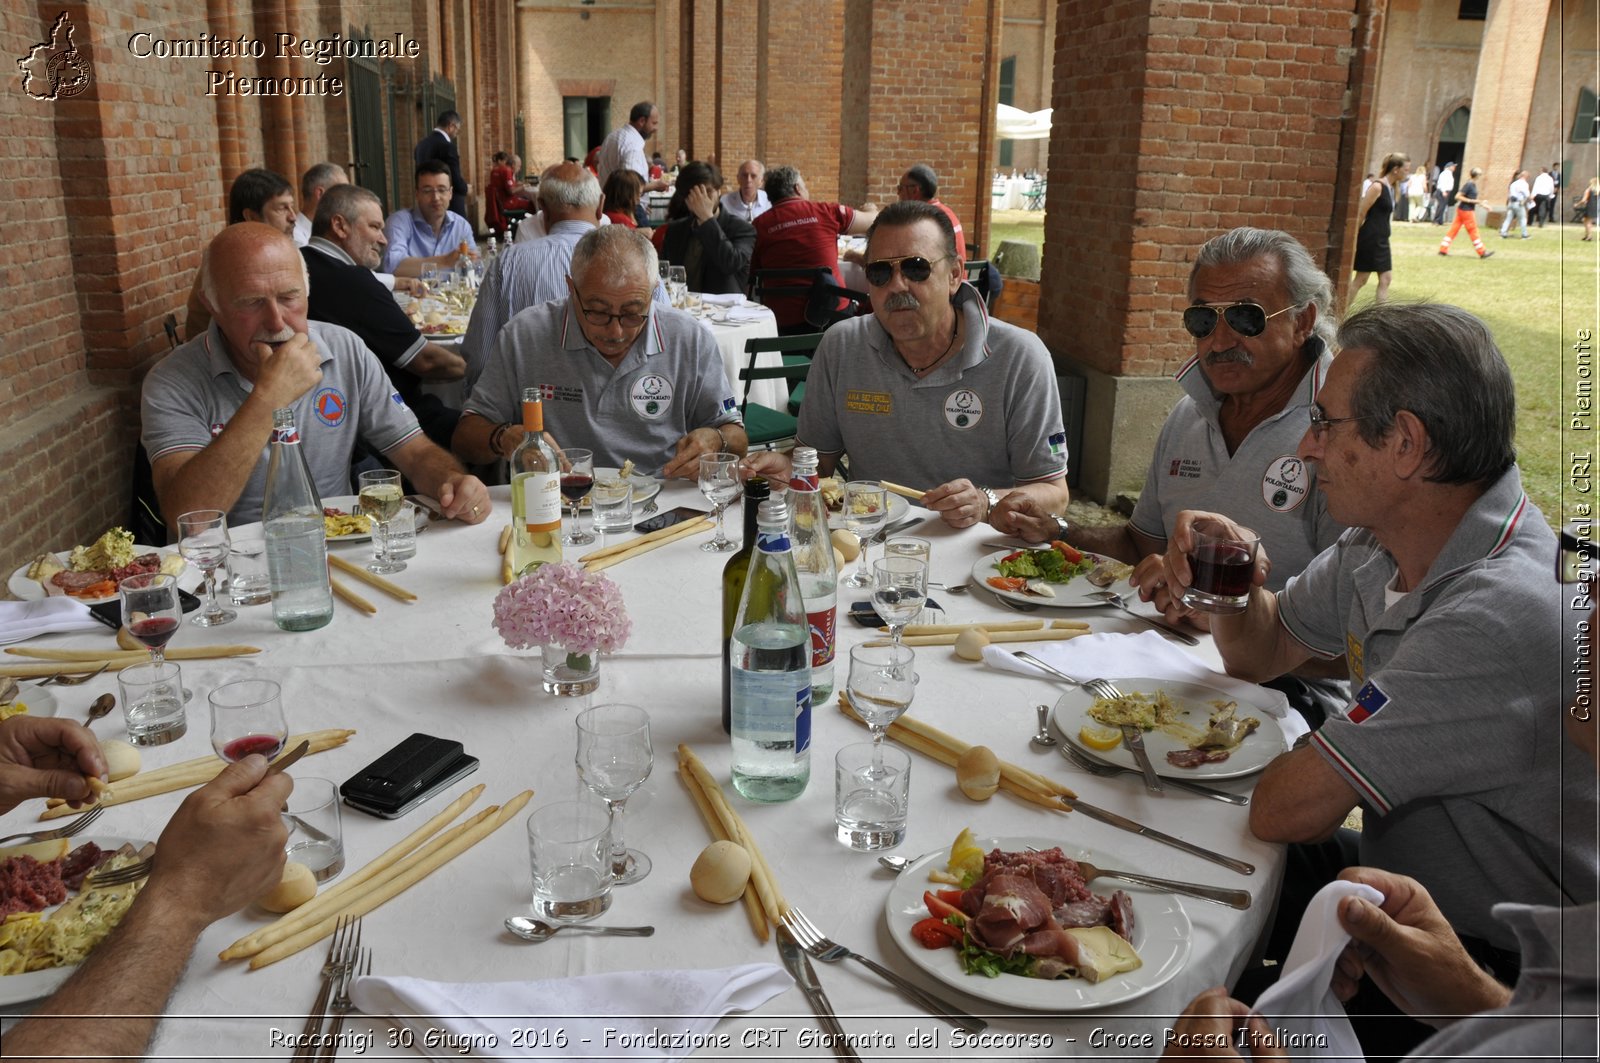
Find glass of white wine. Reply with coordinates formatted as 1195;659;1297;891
358;469;406;574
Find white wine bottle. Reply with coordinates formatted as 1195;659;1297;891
509;388;562;576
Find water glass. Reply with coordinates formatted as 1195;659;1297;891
118;661;187;746
872;556;928;642
575;703;654;885
668;265;688;307
283;778;345;883
835;743;911;851
177;509;236;627
698;452;742;552
526;800;614;924
229;529;272;606
841;482;889;588
1181;519;1261;614
386;501;418;561
884;536;931;565
591;475;634;534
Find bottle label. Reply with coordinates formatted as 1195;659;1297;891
789;472;819;491
795;685;812;753
270;427;300;444
731;671;811;753
516;470;562;531
807;606;836;668
756;530;792;553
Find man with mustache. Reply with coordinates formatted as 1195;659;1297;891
748;200;1069;529
141;223;491;529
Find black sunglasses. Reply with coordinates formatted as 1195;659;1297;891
1183;301;1297;339
864;254;949;287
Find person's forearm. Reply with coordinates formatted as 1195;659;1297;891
451;412;511;464
1069;522;1142;563
1210;588;1299;682
3;891;207;1060
154;394;278;530
393;437;471;499
410;342;466;380
714;422;748;458
999;481;1069;522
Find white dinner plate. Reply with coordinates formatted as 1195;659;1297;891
883;834;1192;1011
577;470;662;512
970;548;1114;608
321;496;432;544
0;836;151;1004
1050;679;1287;780
3;687;58;719
825;492;910;532
8;548;195;605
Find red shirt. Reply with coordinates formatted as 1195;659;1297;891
751;198;855;327
485;163;531;232
930;198;966;264
603;210;638;229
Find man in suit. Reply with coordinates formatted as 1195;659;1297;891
415;110;468;218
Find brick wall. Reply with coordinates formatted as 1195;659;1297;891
517;6;661;168
761;1;845;200
1459;0;1553;203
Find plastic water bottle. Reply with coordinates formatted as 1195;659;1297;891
788;448;837;704
263;408;333;631
729;497;812;802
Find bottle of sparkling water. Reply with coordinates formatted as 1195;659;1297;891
729;497;812;802
509;388;562;576
263;408;333;631
788;448;837;704
721;477;771;734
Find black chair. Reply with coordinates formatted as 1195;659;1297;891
738;334;823;448
964;259;993;306
802;278;870;332
128;317;181;544
750;266;833;307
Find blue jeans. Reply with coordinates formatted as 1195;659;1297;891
1500;201;1528;237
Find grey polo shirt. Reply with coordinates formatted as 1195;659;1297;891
797;284;1068;488
140;321;424;525
1278;467;1594;951
461;220;594;389
463;300;740;476
1130;341;1343;592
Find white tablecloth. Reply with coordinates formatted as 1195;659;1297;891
697;302;782;414
992;176;1034;211
1;487;1284;1058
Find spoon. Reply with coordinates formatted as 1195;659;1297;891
1031;704;1057;748
929;582;971;595
877;855;912;873
84;693;116;724
504;916;655;942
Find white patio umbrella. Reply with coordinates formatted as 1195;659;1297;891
996;104;1052;140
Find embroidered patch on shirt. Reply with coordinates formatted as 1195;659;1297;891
390;391;405;407
313;387;347;427
1345;633;1365;683
1168;458;1202;479
1347;679;1389;723
943;389;984;430
1048;430;1067;456
629;374;674;419
1261;454;1310;512
721;396;737;413
844;390;893;415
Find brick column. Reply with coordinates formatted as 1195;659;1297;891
1459;0;1551;207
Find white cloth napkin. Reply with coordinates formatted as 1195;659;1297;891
724;305;771;323
0;598;103;645
349;962;791;1060
698;292;745;306
1253;880;1384;1062
981;630;1309;743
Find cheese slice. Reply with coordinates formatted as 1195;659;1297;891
1064;925;1143;983
0;838;70;864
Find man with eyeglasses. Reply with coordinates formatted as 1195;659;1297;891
749;200;1068;528
454;225;746;478
1156;302;1591;1056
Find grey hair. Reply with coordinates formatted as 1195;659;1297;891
1337;303;1516;486
200;228;310;311
764;165;803;202
1190;227;1336;349
300;161;345;201
310;183;380;239
570;225;658;291
537;165;601;212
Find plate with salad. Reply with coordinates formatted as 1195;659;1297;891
883;832;1191;1011
969;542;1112;607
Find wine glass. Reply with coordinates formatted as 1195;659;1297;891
209;679;288;763
698;452;743;552
177;509;236;627
841;482;889;588
358;469;406;574
872;556;928;643
575;703;654;885
847;643;916;770
119;573;181;667
559;448;597;547
667;265;688;308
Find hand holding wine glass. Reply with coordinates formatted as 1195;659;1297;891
699;452;743;552
847;643;916;768
358;469;407;574
559;448;596;547
119;573;181;666
177;509;237;627
208;680;288;763
872;556;928;643
575;703;654;884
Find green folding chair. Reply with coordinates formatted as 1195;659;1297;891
739;334;823;448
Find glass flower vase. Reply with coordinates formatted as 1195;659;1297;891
541;642;601;696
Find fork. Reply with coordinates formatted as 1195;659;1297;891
33;663;111;687
0;804;104;848
317;946;371;1062
994;593;1039;613
780;907;987;1034
1089;590;1199;645
1057;737;1246;805
1083;678;1164;794
85;853;153;887
639;498;659;517
294;914;361;1061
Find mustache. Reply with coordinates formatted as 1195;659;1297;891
1205;347;1254;367
883;292;920;311
256;327;297;347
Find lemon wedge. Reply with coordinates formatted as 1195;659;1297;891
948;827;985;882
1079;725;1123;751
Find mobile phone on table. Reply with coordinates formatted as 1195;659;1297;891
87;590;204;630
847;598;943;627
633;504;707;534
340;732;479;819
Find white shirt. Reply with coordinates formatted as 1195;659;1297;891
719;189;770;221
1532;172;1556;197
596;124;648;184
513;209;611;245
293;212;312;247
1437;168;1455;195
1406;172;1426;196
1508;177;1530;205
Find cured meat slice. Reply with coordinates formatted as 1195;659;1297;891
1166;748;1231;768
1109;889;1136;942
972;873;1054;951
60;842;109;891
0;855;67;918
1054;896;1113;928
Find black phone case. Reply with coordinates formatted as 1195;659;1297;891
633;505;705;533
88;589;203;629
342;753;478;819
339;733;471;812
847;598;943;626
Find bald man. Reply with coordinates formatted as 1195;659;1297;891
141;223;491;528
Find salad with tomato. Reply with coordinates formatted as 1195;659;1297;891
987;541;1093;595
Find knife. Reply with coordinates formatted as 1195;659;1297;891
1053;732;1247;805
1120;725;1165;794
1054;793;1256;875
777;931;863;1063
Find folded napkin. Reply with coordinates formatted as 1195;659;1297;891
698;292;746;307
982;630;1309;744
349;962;791;1060
0;598;104;645
1253;880;1384;1062
724;305;772;323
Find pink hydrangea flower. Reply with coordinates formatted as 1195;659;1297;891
492;562;631;656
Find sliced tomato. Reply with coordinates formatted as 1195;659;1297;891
1051;540;1083;563
1000;550;1026;564
935;888;968;906
923;889;967;922
910;916;963;949
986;576;1028;592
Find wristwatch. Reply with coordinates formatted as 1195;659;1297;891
1052;515;1073;541
980;487;999;519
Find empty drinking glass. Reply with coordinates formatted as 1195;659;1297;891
872;556;928;642
841;482;888;588
698;452;742;551
177;509;236;627
575;704;654;885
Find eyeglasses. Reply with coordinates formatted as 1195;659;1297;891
1307;403;1373;439
570;282;647;330
864;254;950;287
1559;527;1599;585
1182;301;1298;339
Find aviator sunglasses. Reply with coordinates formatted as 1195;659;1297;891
864;254;950;287
1182;301;1297;339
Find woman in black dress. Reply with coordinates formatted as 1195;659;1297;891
1351;152;1408;303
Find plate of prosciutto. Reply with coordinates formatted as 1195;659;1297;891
8;528;195;605
884;835;1191;1011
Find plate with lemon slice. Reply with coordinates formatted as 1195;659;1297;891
1048;680;1285;780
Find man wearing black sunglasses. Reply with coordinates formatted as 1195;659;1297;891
749;200;1068;529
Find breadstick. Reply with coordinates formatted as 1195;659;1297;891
328;555;416;602
330;577;376;614
878;480;927;502
583;517;712;571
678;760;767;941
7;645;262;662
221;784;486;959
888;628;1091;648
498;523;513;555
884;620;1042;636
677;745;786;924
1051;619;1092;630
580;515;710;563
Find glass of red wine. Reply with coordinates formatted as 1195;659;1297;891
208;679;288;763
559;447;596;547
1181;518;1262;615
119;572;181;668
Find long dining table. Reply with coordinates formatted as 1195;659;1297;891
0;481;1287;1059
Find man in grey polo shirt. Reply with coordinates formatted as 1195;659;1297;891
1161;303;1594;977
755;200;1068;529
141;223;491;528
454;225;746;478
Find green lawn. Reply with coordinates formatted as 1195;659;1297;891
983;211;1598;525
